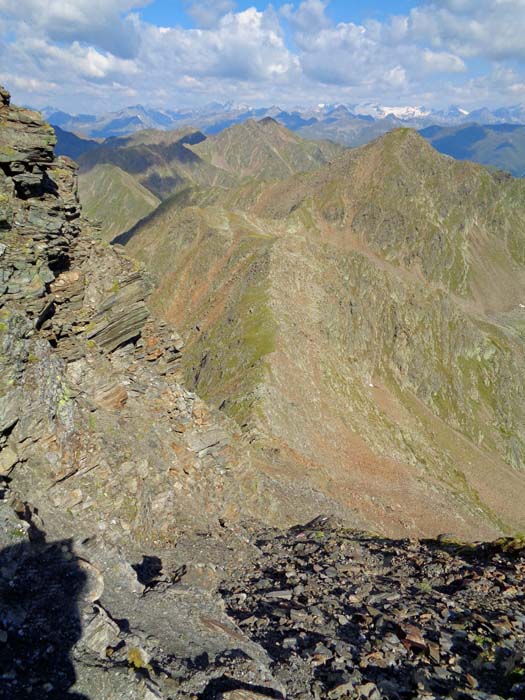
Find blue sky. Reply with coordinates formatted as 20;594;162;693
140;1;418;28
0;0;524;113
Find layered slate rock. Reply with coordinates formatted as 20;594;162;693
0;85;253;546
0;96;56;166
0;86;269;698
85;271;150;351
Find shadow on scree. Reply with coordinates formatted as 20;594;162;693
0;531;89;700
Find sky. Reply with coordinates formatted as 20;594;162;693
0;0;525;113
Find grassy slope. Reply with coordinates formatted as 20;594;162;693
124;201;278;431
80;120;345;200
190;118;345;180
78;163;160;240
78;127;234;200
81;119;346;243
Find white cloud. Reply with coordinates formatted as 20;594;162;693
420;49;466;74
410;0;525;61
21;37;138;80
0;0;150;57
0;0;522;112
296;19;465;88
281;0;330;33
142;8;296;83
0;72;58;93
483;63;525;100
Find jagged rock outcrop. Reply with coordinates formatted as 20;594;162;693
0;89;252;544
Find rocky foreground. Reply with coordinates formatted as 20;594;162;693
0;86;524;699
1;512;524;699
221;522;525;700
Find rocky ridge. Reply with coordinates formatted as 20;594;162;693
121;128;525;539
0;87;524;700
0;86;251;543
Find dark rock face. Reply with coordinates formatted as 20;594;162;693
0;85;524;700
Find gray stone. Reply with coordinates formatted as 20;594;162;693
82;606;121;658
0;445;18;475
86;301;149;352
0;85;10;106
186;428;230;453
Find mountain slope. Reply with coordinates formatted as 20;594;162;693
190;117;343;180
122;129;525;538
78;126;225;200
77;126;235;237
2;83;367;700
53;124;99;159
3;86;525;700
78;163;160;239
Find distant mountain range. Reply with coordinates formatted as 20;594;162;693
51;100;525;188
420;123;525;178
46;100;525;181
42;101;525;141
